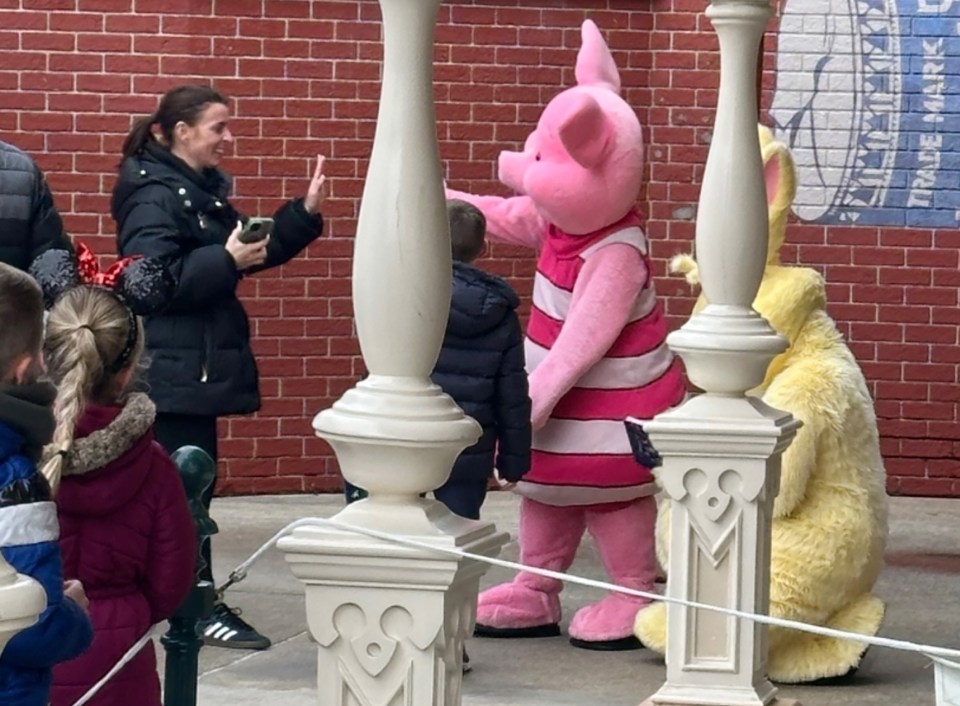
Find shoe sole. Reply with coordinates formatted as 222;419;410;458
474;623;561;638
202;636;272;651
569;635;643;651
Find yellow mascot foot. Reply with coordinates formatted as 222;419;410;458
633;601;667;655
768;593;885;684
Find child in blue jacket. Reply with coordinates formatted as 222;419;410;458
345;200;532;519
0;262;93;706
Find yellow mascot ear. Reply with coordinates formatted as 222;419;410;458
758;124;796;267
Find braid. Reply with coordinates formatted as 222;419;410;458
40;328;101;493
41;287;139;494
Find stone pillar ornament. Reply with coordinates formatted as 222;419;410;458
641;1;802;705
0;556;45;659
279;0;506;704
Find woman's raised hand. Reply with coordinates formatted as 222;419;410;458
304;154;327;215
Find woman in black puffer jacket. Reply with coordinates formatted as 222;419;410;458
111;84;326;652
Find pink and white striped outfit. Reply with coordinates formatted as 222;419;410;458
516;210;686;506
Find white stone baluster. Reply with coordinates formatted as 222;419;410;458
641;1;802;705
278;1;506;705
0;556;45;659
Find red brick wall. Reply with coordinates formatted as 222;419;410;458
1;0;957;497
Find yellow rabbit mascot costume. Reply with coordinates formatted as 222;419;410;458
634;125;890;684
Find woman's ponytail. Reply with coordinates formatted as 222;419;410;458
121;115;156;162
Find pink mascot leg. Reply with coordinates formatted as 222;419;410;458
568;495;658;650
475;497;586;638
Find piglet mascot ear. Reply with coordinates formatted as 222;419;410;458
447;19;686;650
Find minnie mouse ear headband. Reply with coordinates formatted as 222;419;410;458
29;243;175;373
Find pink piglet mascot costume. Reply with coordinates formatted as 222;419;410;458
448;19;685;649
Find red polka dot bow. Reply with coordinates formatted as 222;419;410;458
75;241;142;290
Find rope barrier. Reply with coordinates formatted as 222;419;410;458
73;512;960;706
278;516;960;663
71;624;163;706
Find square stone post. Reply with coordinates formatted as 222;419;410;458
0;556;45;658
278;1;507;704
641;1;802;705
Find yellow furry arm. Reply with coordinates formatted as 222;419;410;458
771;408;819;519
764;363;835;519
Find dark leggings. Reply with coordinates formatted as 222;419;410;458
154;413;219;585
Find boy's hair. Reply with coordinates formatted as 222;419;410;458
447;199;486;263
41;286;144;492
0;263;44;379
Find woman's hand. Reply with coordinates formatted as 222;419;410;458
225;221;269;271
304;154;327;215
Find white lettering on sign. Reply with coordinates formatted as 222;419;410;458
921;39;945;123
907;134;943;207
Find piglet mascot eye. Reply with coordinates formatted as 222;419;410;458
447;19;686;650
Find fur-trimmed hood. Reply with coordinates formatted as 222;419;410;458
54;393;159;515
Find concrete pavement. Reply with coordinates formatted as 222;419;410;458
160;492;960;706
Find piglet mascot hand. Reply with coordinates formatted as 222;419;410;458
448;19;685;650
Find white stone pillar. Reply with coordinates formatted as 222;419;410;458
641;1;802;705
0;556;45;658
278;1;506;704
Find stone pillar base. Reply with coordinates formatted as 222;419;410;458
280;499;507;706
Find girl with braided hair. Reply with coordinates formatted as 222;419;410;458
30;247;195;706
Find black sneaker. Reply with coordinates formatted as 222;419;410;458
199;603;271;651
462;648;472;674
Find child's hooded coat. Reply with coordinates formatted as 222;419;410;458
50;393;195;706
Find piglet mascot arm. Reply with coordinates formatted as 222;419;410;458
442;190;546;251
531;243;647;428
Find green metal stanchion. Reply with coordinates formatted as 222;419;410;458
162;446;219;706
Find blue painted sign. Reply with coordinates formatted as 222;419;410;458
770;0;960;227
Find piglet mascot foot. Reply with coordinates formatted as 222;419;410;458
449;19;685;650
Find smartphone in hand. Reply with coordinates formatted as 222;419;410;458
238;217;274;244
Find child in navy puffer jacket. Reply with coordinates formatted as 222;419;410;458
0;262;93;706
345;200;532;520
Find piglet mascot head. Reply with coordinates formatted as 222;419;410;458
498;21;644;236
448;19;683;651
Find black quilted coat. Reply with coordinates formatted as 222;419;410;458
434;262;531;484
112;142;323;417
0;140;72;270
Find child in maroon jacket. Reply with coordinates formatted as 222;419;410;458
30;247;195;706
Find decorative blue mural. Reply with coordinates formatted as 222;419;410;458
770;0;960;227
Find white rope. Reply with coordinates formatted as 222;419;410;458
228;515;960;662
70;623;162;706
216;517;323;594
70;510;960;706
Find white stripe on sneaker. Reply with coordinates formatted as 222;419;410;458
204;622;223;637
222;629;238;641
214;625;232;640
